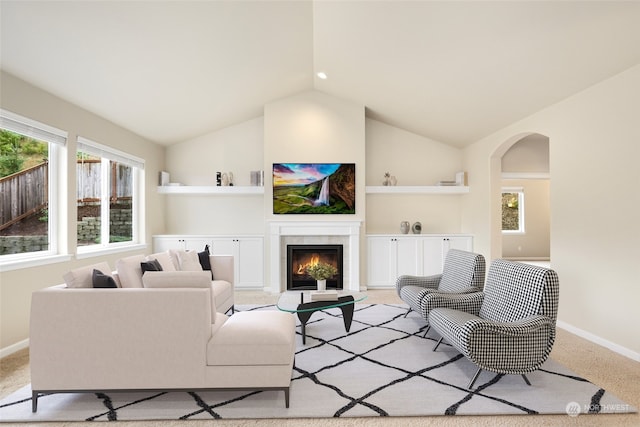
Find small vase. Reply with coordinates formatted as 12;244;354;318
400;221;410;234
317;279;327;291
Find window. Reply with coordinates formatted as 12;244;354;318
502;188;525;233
0;109;66;260
76;137;144;252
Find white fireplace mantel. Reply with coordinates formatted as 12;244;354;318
269;221;362;293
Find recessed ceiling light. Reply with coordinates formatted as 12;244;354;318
316;72;328;80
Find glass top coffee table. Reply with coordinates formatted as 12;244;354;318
277;290;367;344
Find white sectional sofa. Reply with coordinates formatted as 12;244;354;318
29;251;296;411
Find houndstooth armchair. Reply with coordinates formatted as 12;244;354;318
395;249;486;335
429;259;560;389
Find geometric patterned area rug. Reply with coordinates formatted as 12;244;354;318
0;304;635;422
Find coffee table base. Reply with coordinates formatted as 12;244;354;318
296;296;355;344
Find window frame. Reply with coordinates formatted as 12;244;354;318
76;137;145;257
501;187;525;234
0;109;70;270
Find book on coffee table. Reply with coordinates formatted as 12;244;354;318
310;290;339;301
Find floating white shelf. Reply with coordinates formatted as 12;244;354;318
365;186;469;194
157;186;264;195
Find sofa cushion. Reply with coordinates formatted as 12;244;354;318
115;255;146;288
147;251;176;272
141;271;211;289
140;259;163;274
142;271;216;323
92;269;118;288
211;280;233;309
207;311;295;366
63;262;114;288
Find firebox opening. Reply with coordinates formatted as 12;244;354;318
287;244;343;290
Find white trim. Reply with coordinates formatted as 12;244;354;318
365;185;469;194
77;136;145;169
0;254;72;272
0;109;67;145
557;320;640;362
502;172;550;180
269;221;362;294
0;338;29;359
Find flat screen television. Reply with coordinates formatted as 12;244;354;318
272;163;355;214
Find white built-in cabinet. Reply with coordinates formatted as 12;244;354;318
152;235;264;289
366;234;473;288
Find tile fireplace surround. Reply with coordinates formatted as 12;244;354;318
269;221;362;293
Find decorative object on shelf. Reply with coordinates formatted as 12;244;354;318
250;170;264;186
221;173;229;186
228;172;234;186
159;171;170;186
390;175;397;186
216;172;222;186
456;171;468;186
400;221;410;234
306;261;338;291
383;172;391;186
412;222;422;234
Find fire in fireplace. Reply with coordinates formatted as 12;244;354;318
287;244;343;290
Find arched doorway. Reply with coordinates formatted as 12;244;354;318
489;133;550;263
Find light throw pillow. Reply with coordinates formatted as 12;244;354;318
92;269;118;288
115;254;146;288
146;251;176;272
176;250;203;272
63;262;113;288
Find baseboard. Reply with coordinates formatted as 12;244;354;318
0;338;29;359
557;320;640;362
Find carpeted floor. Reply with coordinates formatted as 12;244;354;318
1;290;639;426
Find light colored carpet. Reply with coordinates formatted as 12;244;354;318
1;290;638;426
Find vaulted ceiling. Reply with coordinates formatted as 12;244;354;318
2;1;639;147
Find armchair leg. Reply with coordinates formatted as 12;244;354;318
404;307;412;318
521;374;531;386
468;368;482;389
433;337;444;351
423;326;430;337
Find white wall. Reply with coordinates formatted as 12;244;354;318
0;71;166;351
164;117;265;235
365;119;464;234
462;64;640;358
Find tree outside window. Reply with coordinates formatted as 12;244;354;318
502;190;525;233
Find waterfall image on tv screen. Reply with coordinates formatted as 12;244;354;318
273;163;355;214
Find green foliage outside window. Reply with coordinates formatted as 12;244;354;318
502;192;520;231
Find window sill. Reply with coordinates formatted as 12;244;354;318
0;254;73;273
76;243;147;260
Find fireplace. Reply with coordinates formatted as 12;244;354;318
287;244;343;290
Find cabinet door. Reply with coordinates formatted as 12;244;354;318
236;237;264;289
209;238;235;256
422;237;445;276
367;237;394;288
183;238;213;252
153;237;184;252
395;237;421;277
443;236;473;253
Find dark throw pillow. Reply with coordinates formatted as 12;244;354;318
92;269;117;288
198;244;214;280
141;259;163;275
